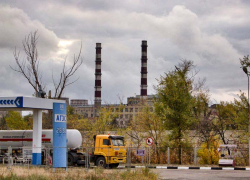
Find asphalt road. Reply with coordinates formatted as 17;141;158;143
151;169;250;180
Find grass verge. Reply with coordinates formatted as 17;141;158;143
0;166;158;180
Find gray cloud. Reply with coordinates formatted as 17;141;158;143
0;1;249;105
0;5;59;54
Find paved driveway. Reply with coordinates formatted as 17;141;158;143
152;169;250;180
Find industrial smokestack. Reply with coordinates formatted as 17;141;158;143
140;40;148;98
94;43;102;116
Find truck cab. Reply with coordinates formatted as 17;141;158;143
93;135;126;168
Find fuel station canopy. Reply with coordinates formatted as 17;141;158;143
0;96;66;166
0;96;64;110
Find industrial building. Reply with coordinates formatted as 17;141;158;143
70;40;155;127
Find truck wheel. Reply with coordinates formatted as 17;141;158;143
68;154;74;166
96;157;106;168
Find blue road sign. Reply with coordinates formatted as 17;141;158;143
136;149;145;156
14;97;23;107
0;97;23;107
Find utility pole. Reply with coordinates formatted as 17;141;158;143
241;63;250;165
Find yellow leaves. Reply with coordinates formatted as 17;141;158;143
138;107;164;133
5;111;32;130
197;138;220;165
124;104;165;148
74;105;123;146
67;114;80;129
67;106;75;115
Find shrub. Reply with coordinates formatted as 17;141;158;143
197;138;219;165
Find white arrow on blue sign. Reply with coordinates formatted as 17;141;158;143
0;97;23;108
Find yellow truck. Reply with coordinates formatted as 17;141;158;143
91;135;127;168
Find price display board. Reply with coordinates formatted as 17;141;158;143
53;103;67;168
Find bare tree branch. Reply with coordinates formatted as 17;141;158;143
10;30;42;93
54;42;83;99
11;30;83;99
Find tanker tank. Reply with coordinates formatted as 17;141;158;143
0;129;82;149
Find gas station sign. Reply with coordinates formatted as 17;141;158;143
53;103;67;169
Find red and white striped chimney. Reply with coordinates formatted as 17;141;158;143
94;43;102;116
140;40;148;98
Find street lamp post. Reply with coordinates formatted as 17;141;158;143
242;66;250;166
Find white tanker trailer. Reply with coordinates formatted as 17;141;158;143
0;129;86;166
0;129;82;148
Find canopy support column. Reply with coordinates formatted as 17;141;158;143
32;109;42;165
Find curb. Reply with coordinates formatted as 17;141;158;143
121;166;250;171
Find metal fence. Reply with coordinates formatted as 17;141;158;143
124;146;249;167
126;147;151;168
0;145;249;169
0;146;33;170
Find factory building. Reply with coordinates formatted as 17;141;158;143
70;99;88;107
70;40;155;127
71;95;155;126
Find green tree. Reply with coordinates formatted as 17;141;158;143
23;113;33;129
154;60;200;164
5;111;32;130
76;105;121;146
195;89;218;149
67;113;80;129
229;92;249;146
42;111;53;129
91;105;120;134
234;91;249;131
139;105;164;163
0;116;8;130
125;112;146;148
67;106;75;115
212;102;237;145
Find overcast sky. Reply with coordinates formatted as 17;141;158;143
0;0;250;105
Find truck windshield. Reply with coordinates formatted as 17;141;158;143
111;139;124;146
